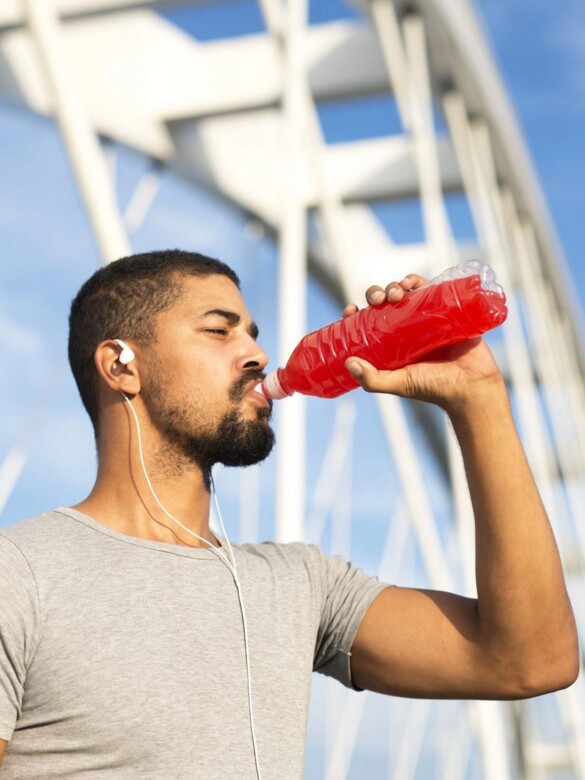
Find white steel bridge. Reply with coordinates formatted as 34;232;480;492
1;1;584;777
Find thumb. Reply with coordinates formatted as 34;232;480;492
345;357;412;396
345;357;386;393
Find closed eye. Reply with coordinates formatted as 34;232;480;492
205;328;228;336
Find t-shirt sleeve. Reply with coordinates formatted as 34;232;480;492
311;546;388;690
0;535;41;741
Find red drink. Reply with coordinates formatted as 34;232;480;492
260;261;508;400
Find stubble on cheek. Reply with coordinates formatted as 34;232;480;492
145;359;274;476
145;364;215;475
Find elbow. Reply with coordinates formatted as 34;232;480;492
503;638;581;700
512;662;579;700
547;638;581;693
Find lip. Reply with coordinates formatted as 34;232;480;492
238;377;271;409
245;388;271;408
242;377;265;396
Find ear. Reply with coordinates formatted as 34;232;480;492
94;340;141;395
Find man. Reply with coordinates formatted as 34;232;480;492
0;249;578;778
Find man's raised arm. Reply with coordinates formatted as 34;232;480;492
343;274;579;700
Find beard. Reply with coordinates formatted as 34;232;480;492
146;364;275;486
202;405;275;467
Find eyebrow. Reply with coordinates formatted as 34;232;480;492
200;309;259;340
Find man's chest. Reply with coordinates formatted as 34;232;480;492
19;557;320;753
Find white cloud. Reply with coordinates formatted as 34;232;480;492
0;309;42;357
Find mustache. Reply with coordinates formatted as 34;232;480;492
229;370;267;402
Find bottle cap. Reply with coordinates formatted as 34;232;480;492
256;370;289;400
435;259;504;297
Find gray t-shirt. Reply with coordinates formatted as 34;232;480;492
0;508;386;778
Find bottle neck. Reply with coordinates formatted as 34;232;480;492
260;368;291;400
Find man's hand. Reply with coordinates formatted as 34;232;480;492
342;273;502;412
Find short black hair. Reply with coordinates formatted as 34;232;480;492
68;249;240;434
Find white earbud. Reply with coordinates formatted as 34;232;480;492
114;339;135;365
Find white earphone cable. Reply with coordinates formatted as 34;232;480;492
210;476;262;779
120;391;262;779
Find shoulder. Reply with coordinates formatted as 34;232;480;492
237;540;379;590
0;518;45;628
0;509;83;577
237;540;330;571
234;541;339;593
0;510;73;553
0;509;71;540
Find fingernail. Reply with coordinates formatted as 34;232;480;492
346;360;363;377
371;291;385;303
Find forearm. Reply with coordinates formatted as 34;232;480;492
448;378;579;692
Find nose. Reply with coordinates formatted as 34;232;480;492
236;335;269;373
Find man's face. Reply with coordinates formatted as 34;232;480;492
139;274;274;476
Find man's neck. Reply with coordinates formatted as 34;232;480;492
72;469;218;548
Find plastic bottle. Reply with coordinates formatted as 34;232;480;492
258;260;508;400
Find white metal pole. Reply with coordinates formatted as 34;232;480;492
392;699;432;780
325;689;369;780
400;17;477;606
520;218;585;478
299;94;456;592
442;94;563;525
398;19;512;778
0;449;28;519
280;10;461;772
519;211;585;474
123;166;162;235
238;464;261;544
501;190;585;557
402;13;454;272
23;0;130;264
306;400;356;544
272;0;309;543
369;0;412;129
467;117;563;532
443;89;585;779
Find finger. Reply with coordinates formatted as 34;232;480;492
342;302;359;318
399;273;427;291
365;285;387;306
366;273;428;306
384;282;405;301
384;274;427;300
